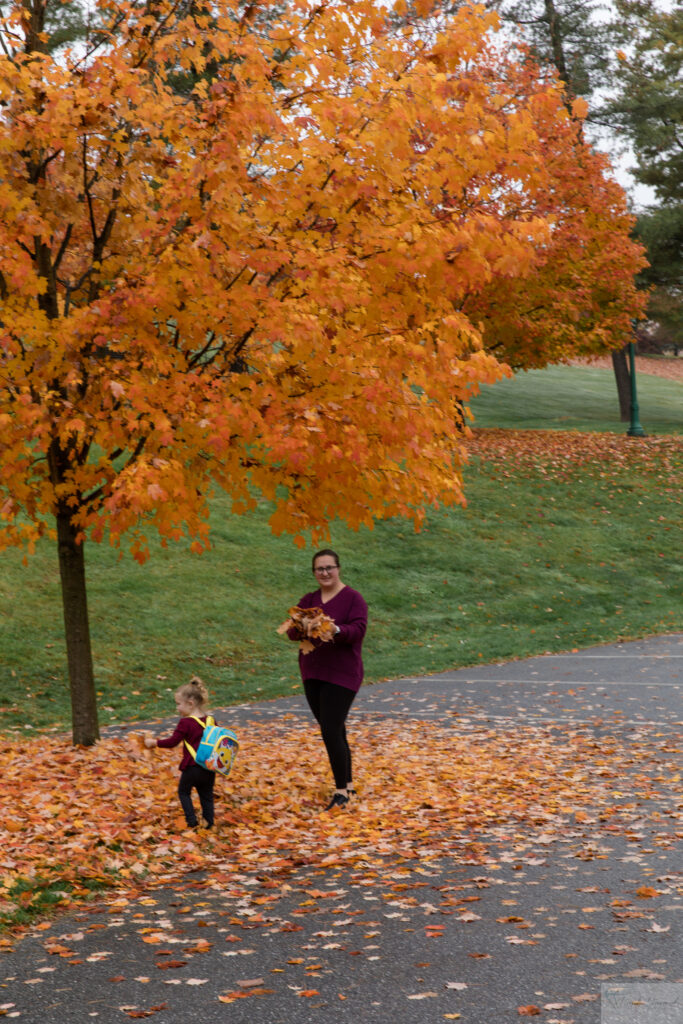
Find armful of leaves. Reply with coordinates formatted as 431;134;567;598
277;605;337;654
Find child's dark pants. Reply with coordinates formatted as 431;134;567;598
178;764;215;827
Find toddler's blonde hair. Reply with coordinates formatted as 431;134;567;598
176;675;209;711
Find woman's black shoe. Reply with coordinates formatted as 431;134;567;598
324;792;349;810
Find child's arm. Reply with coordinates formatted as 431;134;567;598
144;719;193;749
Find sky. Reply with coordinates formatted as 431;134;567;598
606;156;656;213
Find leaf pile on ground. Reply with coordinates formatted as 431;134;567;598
572;355;683;381
1;717;679;934
469;429;682;482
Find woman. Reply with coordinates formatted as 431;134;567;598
289;548;368;810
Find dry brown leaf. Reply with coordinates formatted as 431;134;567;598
123;1006;167;1020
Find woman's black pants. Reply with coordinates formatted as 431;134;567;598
303;679;357;789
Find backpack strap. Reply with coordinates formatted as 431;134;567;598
183;714;214;760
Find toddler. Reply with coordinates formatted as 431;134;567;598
145;676;215;829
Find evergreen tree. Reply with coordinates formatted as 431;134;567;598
496;0;615;111
634;206;683;352
612;3;682;358
611;2;682;204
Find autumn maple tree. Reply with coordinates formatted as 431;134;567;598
461;64;647;370
0;0;644;745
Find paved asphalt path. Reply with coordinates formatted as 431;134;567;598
1;635;681;1024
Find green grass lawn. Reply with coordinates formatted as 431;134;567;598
1;434;681;736
469;364;683;433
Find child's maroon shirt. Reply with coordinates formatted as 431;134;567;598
156;715;208;771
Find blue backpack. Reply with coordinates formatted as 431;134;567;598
184;715;239;777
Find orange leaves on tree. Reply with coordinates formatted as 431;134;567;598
460;61;646;372
0;0;515;568
0;0;644;561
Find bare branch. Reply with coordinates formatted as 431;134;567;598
53;223;73;273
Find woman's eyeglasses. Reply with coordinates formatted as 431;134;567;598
313;565;338;575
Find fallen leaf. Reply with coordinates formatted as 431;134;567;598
122;1005;167;1020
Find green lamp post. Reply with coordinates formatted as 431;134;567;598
627;340;647;437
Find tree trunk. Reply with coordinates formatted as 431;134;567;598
56;507;100;745
611;346;631;422
544;0;571;97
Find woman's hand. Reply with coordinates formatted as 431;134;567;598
143;734;157;749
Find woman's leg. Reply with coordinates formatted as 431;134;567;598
303;678;323;724
315;682;356;790
341;721;352;789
